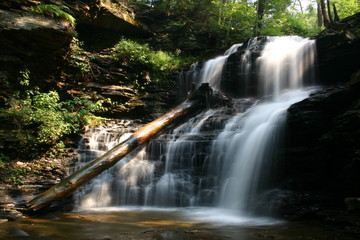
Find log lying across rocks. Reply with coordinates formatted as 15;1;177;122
27;83;214;211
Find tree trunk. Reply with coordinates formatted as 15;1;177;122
26;84;214;211
326;0;333;25
317;1;323;27
256;0;266;36
333;3;340;22
319;0;330;28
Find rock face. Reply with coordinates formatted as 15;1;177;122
0;8;74;91
67;0;151;50
315;13;360;85
278;74;360;219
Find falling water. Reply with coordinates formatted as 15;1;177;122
74;36;317;223
199;43;242;90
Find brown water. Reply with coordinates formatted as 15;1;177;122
0;208;357;240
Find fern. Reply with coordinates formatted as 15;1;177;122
31;4;76;25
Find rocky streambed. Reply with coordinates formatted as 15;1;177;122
1;208;360;240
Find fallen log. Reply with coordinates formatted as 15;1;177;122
27;83;214;211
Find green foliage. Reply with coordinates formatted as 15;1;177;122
0;154;10;166
0;162;27;186
0;88;105;158
31;4;76;25
285;1;322;37
142;0;324;42
113;38;153;67
18;68;30;86
150;50;180;72
213;0;257;43
2;90;72;148
112;37;185;83
1;169;25;186
257;12;320;37
252;0;324;37
332;0;360;19
61;97;106;126
68;37;92;76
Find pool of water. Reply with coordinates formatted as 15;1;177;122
0;207;357;240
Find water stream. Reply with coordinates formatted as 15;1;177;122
74;36;317;224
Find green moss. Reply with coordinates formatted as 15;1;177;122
31;4;76;25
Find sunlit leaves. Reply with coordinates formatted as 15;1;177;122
0;89;105;157
332;0;360;19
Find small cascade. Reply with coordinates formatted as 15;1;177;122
74;120;137;208
76;120;135;167
74;36;317;222
257;36;316;98
199;43;242;90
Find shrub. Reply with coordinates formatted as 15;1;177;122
112;38;153;67
112;38;181;78
1;90;72;147
0;89;105;158
68;37;92;76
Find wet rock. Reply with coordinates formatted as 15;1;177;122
222;36;269;97
0;208;25;221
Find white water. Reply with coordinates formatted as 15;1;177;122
199;43;242;90
74;36;317;225
257;36;316;98
215;89;314;216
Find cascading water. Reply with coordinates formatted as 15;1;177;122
74;36;317;224
199;43;243;90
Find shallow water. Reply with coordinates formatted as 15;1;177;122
0;208;357;240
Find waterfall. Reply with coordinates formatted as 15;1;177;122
257;36;316;98
199;43;242;90
74;36;317;222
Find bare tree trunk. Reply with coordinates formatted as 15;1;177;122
27;84;215;212
317;1;323;27
333;3;340;22
319;0;330;28
256;0;266;36
326;0;333;25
